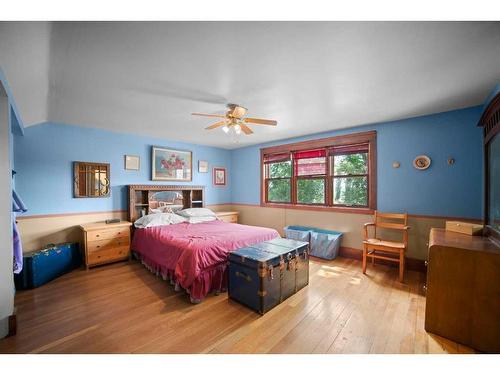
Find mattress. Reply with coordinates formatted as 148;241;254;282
131;220;279;301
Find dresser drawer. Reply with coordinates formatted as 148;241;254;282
86;227;130;241
87;246;129;266
87;237;130;253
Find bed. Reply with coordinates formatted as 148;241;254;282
131;220;279;302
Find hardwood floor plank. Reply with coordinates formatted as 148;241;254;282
0;257;475;354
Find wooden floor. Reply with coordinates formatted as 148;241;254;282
0;257;475;354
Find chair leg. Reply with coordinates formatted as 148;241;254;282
399;249;405;283
362;246;367;275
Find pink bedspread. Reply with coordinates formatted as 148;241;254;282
131;220;279;300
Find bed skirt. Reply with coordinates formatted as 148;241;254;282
132;251;228;303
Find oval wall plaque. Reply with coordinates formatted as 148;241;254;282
413;155;431;170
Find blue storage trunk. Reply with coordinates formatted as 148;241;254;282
228;238;309;314
284;226;343;260
14;242;81;289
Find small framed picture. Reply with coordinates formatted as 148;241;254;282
124;155;140;170
213;167;227;186
198;160;209;173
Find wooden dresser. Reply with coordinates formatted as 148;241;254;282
425;228;500;352
216;211;239;223
80;221;132;269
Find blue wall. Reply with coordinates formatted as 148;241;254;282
14;106;485;219
231;106;484;219
14;123;232;215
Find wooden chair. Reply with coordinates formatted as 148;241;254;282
363;211;410;283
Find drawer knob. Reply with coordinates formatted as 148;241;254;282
96;234;100;237
424;260;428;266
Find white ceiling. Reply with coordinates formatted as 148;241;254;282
1;21;500;149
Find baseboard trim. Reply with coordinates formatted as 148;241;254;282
8;308;16;337
339;246;427;274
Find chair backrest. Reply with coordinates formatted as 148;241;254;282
373;211;408;241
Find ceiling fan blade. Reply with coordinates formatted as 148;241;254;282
192;112;227;119
244;117;278;126
239;123;254;135
205;120;228;130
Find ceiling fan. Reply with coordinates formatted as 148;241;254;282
192;104;277;135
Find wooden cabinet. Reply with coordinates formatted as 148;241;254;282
80;221;132;269
128;185;205;223
216;211;239;224
425;228;500;352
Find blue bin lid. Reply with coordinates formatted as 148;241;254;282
311;228;343;236
285;225;342;236
284;225;314;231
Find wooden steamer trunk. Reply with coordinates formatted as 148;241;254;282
228;238;309;314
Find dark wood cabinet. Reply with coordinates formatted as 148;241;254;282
425;228;500;352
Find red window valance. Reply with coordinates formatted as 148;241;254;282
293;149;326;159
293;149;327;176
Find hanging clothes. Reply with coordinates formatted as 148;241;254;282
13;221;22;274
13;190;27;213
12;189;27;274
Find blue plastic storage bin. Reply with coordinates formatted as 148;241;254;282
283;225;311;243
309;229;343;260
283;226;343;260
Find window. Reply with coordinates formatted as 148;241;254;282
294;149;326;205
261;131;376;212
264;153;292;203
330;144;369;207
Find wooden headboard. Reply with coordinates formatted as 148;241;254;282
128;185;205;223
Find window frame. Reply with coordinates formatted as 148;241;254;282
331;151;369;208
263;158;292;204
294;151;328;206
260;131;377;214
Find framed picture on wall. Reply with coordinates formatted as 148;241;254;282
213;167;226;186
124;155;140;170
152;146;192;181
198;160;209;173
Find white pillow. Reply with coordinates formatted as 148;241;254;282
134;213;186;228
178;208;216;218
186;216;218;224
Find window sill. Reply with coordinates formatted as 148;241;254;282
260;202;374;215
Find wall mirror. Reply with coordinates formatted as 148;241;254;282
73;161;110;198
147;191;184;214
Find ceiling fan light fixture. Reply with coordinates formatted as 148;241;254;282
192;104;277;137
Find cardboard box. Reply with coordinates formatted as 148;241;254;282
445;221;483;236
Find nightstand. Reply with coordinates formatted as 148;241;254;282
80;221;132;269
216;211;239;224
